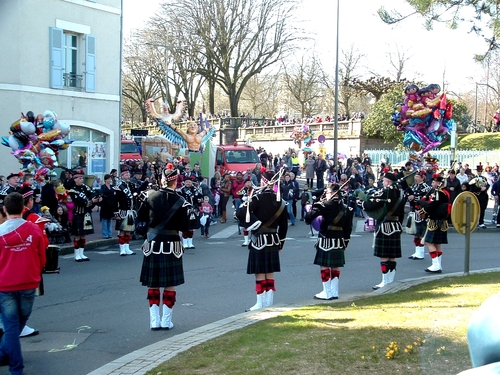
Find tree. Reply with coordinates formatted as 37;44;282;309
386;46;412;82
283;54;323;118
322;45;364;118
378;1;500;60
122;42;160;123
350;76;407;103
159;0;301;118
239;72;281;118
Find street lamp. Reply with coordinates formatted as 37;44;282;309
333;0;340;167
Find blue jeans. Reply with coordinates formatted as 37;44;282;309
233;198;243;217
0;289;36;375
102;218;112;238
286;199;296;224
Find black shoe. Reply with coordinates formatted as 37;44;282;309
299;218;304;221
408;256;424;260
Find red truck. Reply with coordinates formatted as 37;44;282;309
120;139;142;166
215;143;259;177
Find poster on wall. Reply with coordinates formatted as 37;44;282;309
92;158;106;173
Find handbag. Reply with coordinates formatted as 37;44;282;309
405;211;417;235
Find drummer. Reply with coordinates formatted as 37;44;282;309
356;172;405;290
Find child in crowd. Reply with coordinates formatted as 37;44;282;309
300;184;313;221
199;196;214;238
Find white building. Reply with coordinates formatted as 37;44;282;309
0;0;122;180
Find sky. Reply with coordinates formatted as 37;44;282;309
122;0;487;94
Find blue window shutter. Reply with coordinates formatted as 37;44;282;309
85;34;96;93
49;27;64;89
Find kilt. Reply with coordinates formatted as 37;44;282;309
373;230;402;258
247;244;281;274
424;227;448;245
140;250;184;288
314;247;345;268
71;213;94;236
415;220;427;238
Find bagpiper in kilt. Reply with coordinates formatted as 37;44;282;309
469;168;490;228
305;183;354;300
68;170;101;262
138;163;191;330
236;169;288;312
406;170;432;260
114;166;137;256
177;178;202;250
418;173;450;273
357;172;405;290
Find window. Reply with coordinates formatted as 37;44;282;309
64;33;81;88
50;27;96;92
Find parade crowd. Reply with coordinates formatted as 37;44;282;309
0;149;499;375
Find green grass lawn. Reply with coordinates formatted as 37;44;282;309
146;272;500;375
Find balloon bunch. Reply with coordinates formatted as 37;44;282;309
392;83;455;154
289;123;315;146
2;110;73;177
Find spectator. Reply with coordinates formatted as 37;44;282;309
0;192;46;375
457;168;469;184
100;174;117;239
305;154;315;187
314;154;327;190
219;173;232;223
231;172;245;220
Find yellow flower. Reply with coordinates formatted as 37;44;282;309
372;346;376;350
361;355;365;360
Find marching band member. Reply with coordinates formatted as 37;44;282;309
237;170;288;311
114;166;137;256
178;177;203;249
357;172;405;290
138;164;191;330
0;172;21;207
418;174;450;273
469;164;490;229
406;170;432;260
305;183;353;300
68;170;101;262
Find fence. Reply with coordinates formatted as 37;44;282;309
365;149;500;170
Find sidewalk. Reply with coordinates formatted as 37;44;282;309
87;267;500;375
59;209;121;255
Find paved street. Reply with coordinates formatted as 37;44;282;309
2;205;499;375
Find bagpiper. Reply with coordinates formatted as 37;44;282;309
138;163;191;330
177;177;202;249
418;173;450;273
114;166;137;256
68;169;101;262
406;170;432;260
357;172;405;290
236;170;288;311
305;182;354;300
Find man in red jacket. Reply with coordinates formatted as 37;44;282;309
0;192;46;375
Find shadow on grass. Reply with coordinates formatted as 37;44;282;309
145;272;499;375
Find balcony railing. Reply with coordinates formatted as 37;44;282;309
63;73;83;90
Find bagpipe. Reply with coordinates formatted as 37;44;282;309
306;177;353;232
354;170;417;221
